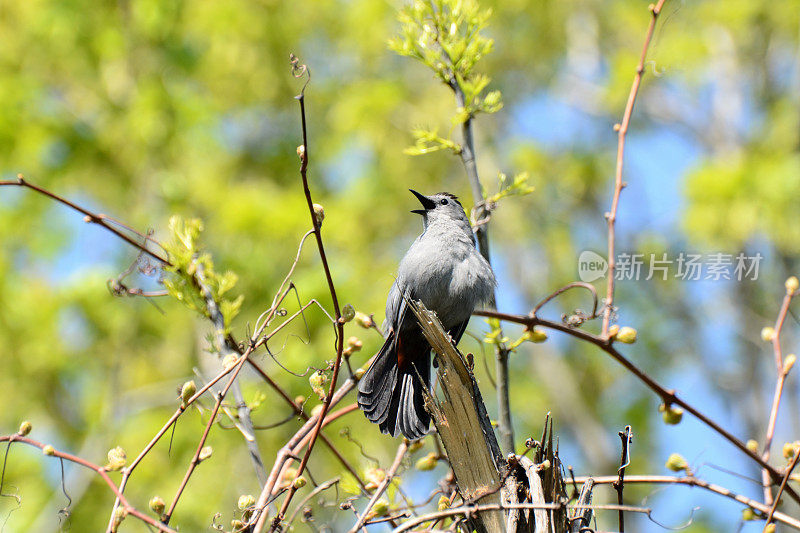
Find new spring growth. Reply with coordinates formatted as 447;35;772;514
42;444;55;456
198;446;213;461
659;404;683;425
181;380;197;407
313;203;325;227
786;276;799;294
18;420;32;436
238;494;255;510
408;439;424;453
311;404;325;418
665;453;688;472
292;476;307;489
340;303;356;323
742;508;755;521
355;312;375;329
746;439;759;453
296;144;305;160
231;519;245;531
343;336;363;357
607;324;620;338
149;496;166;515
438;495;450;511
522;327;547;343
365;467;386;491
222;353;238;371
416;452;438;471
783;441;800;460
370;499;389;517
309;370;328;400
106;446;127;471
354;367;366;380
785;353;796;373
765;523;777;533
615;326;638;344
761;327;776;342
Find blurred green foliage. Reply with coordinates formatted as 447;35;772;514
1;0;798;531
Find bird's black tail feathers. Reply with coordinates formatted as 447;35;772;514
356;331;431;440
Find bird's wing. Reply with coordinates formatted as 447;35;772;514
384;279;404;333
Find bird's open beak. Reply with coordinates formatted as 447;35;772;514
409;189;436;215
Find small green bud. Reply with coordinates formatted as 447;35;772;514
340;304;356;323
437;495;450;511
483;90;501;108
149;495;165;515
312;203;325;227
294;395;305;406
742;507;755;521
522;328;547;343
311;404;324;418
761;327;776;342
665;453;688;472
661;405;683;425
785;354;796;373
354;367;365;380
615;326;638;344
365;467;386;486
222;353;238;371
371;499;389;517
18;421;32;436
765;522;776;532
181;380;197;406
309;371;327;389
238;494;256;510
113;506;127;528
415;452;437;471
107;446;127;470
43;444;56;456
296;144;305;159
539;459;551;470
198;446;212;461
607;325;620;338
292;476;307;489
231;519;245;530
786;276;799;294
346;336;363;352
355;312;374;329
746;440;759;453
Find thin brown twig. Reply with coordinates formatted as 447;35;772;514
574;474;800;530
765;451;800;529
258;55;347;532
612;426;633;532
392;502;654;533
602;0;667;336
0;175;169;265
349;441;409;532
761;288;797;504
0;435;176;532
473;308;800;504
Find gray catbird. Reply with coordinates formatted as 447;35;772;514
357;189;496;440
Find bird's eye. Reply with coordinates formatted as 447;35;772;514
440;198;449;205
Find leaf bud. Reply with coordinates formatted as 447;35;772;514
661;405;683;425
198;446;213;461
43;444;56;456
181;380;197;406
238;494;256;510
355;312;374;329
340;303;356;323
615;326;638;344
18;421;32;436
665;453;688;472
786;276;799;294
107;446;127;470
761;327;776;342
415;452;438;471
149;495;165;515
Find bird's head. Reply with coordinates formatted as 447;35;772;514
409;190;469;226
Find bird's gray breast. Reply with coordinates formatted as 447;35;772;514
396;231;494;329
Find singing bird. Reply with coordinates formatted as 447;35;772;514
357;190;496;440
